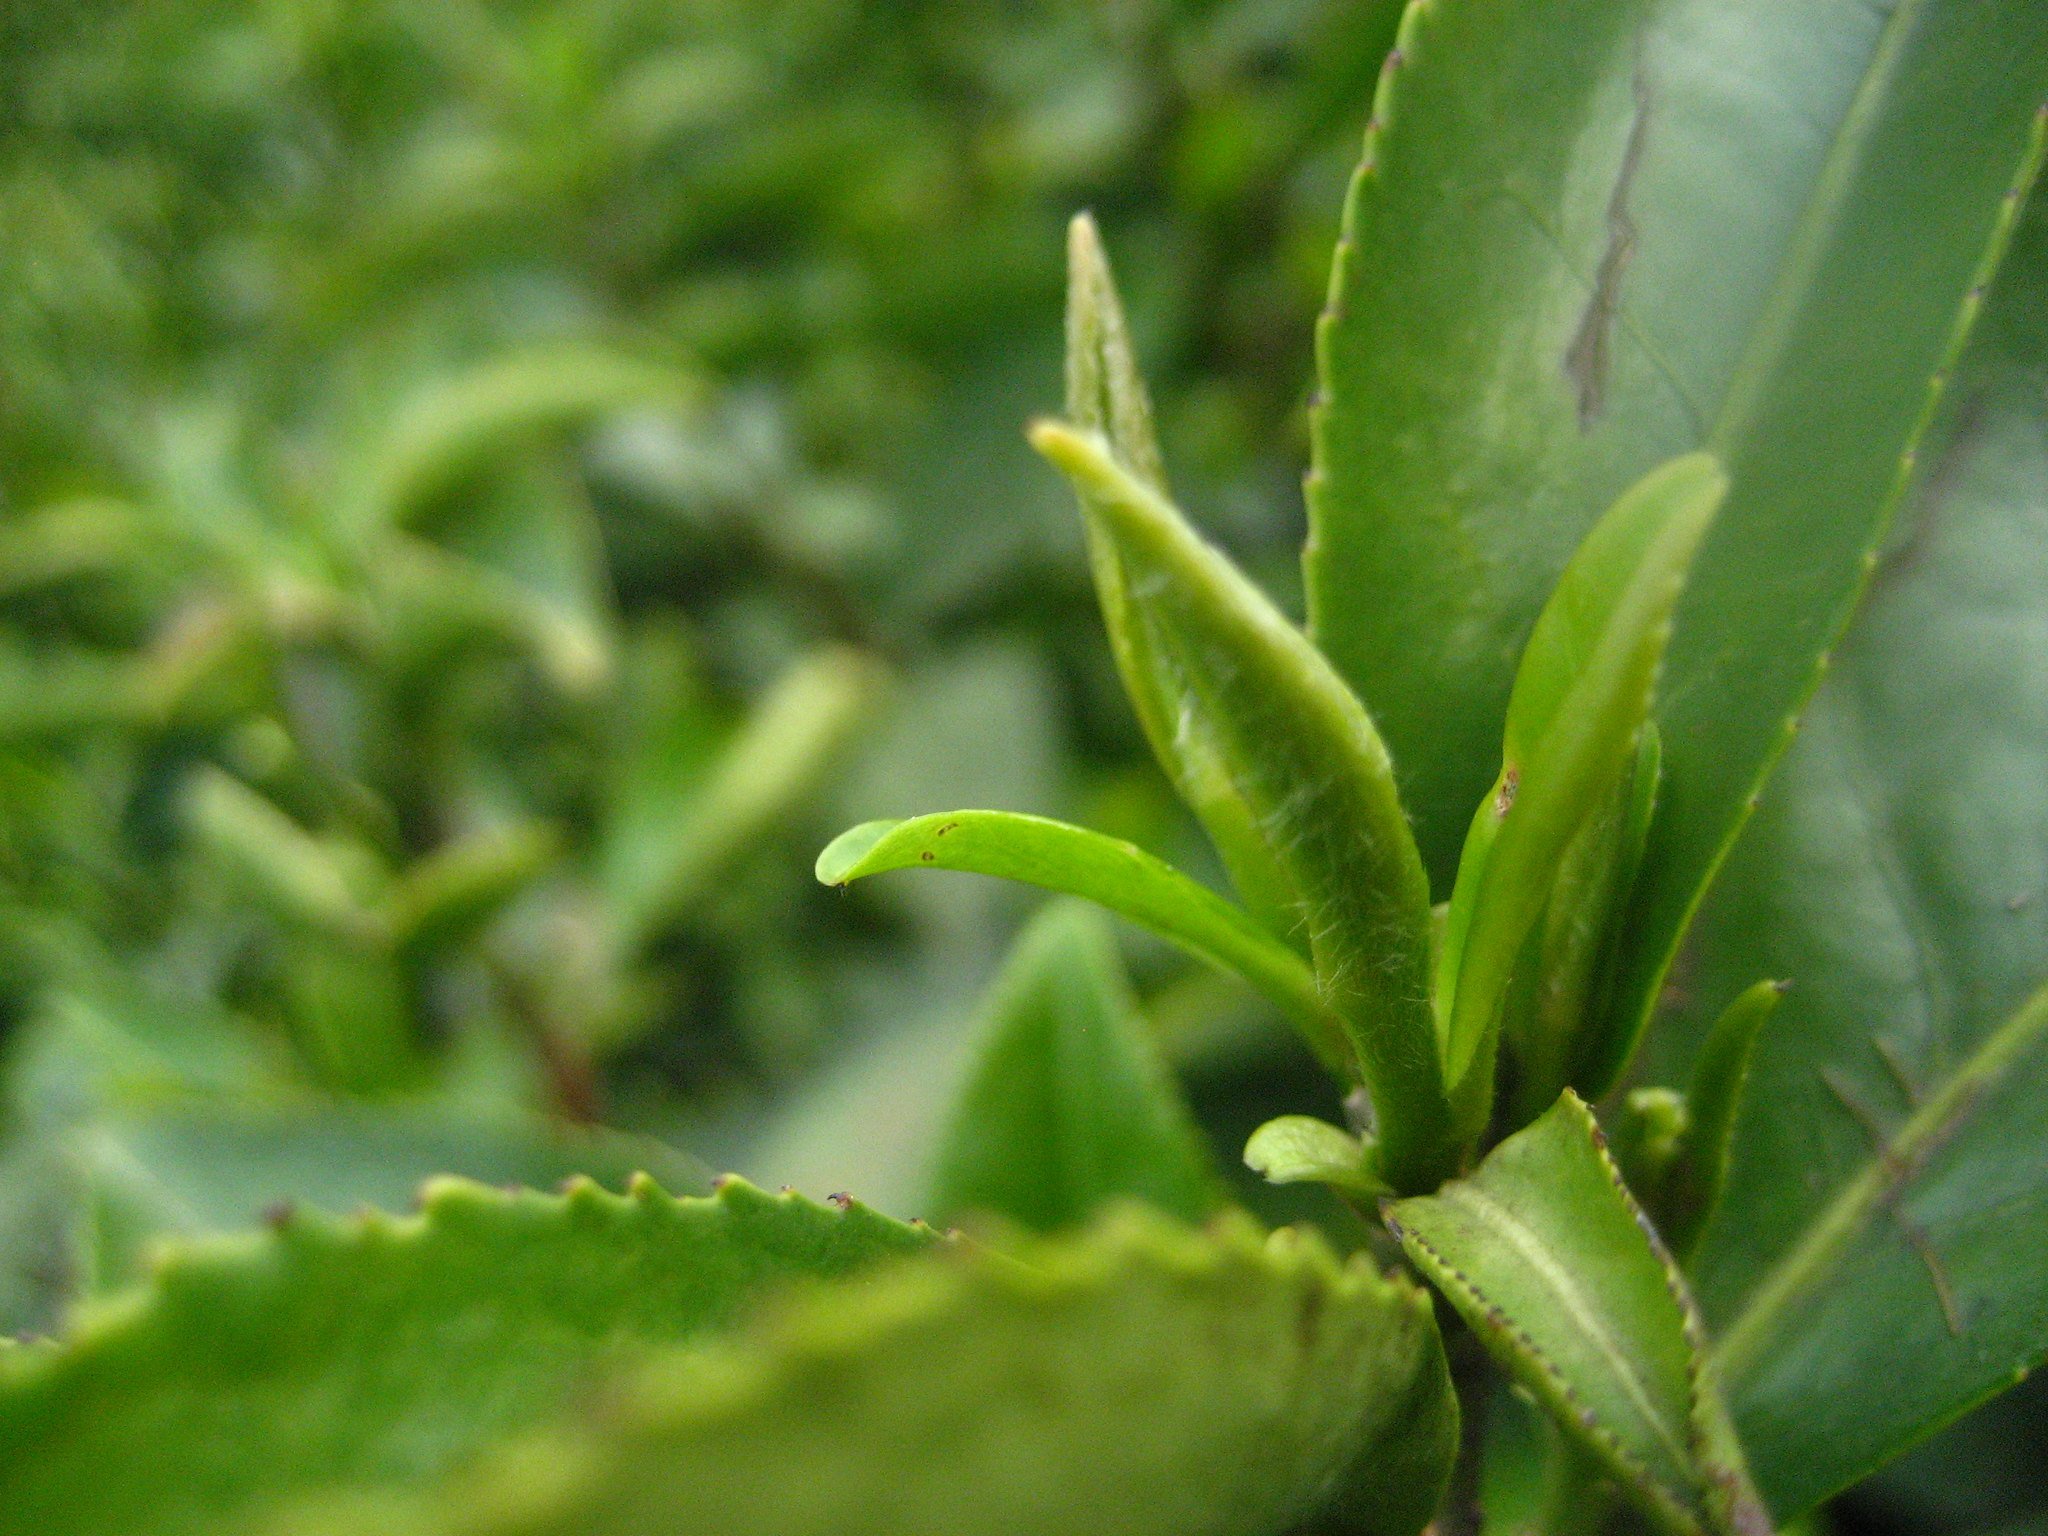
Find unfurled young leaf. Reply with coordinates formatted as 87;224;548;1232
1440;454;1725;1119
1030;421;1452;1193
274;1207;1459;1536
1389;1092;1767;1536
1243;1114;1387;1201
1061;213;1300;940
817;810;1346;1076
929;902;1222;1233
0;1177;939;1536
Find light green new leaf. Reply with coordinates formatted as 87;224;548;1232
1513;724;1662;1124
1443;454;1724;1097
0;1177;937;1536
1032;422;1452;1193
1244;1115;1388;1201
817;810;1345;1075
275;1208;1458;1536
1306;0;2048;1049
1685;205;2048;1517
1389;1092;1766;1536
1062;213;1300;939
929;903;1223;1232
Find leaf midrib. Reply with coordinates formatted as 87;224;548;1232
1711;977;2048;1384
1452;1182;1695;1479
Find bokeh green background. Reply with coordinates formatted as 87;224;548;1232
0;3;2038;1531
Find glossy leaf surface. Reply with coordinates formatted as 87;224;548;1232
0;1178;937;1536
278;1208;1458;1536
1032;422;1452;1191
1687;207;2048;1518
1443;453;1723;1092
929;903;1222;1232
817;810;1343;1074
1306;0;2048;1051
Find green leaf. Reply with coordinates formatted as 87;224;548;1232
416;454;617;696
181;767;387;946
1305;0;2048;1047
606;646;884;950
816;810;1346;1075
1061;214;1300;939
929;902;1222;1232
1558;721;1664;1098
346;347;702;535
0;1177;938;1536
388;821;562;958
68;1104;711;1296
1510;725;1663;1124
1243;1115;1388;1201
1442;454;1724;1098
1661;980;1784;1257
1030;421;1453;1192
275;1207;1459;1536
1684;204;2048;1517
1388;1092;1766;1536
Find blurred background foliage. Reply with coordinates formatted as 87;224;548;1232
0;0;1402;1326
0;3;2039;1531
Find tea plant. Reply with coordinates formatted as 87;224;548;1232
5;4;2048;1535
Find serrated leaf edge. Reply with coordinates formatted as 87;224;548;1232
0;1174;939;1399
279;1204;1447;1535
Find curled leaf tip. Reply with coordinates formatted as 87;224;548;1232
815;820;900;885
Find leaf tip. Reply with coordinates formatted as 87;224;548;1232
815;819;899;885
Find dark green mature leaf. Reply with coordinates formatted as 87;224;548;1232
1306;0;2048;1043
817;810;1345;1074
1031;422;1453;1192
1389;1092;1765;1536
1686;207;2048;1518
277;1208;1458;1536
1441;454;1723;1100
0;1177;937;1536
929;902;1222;1232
